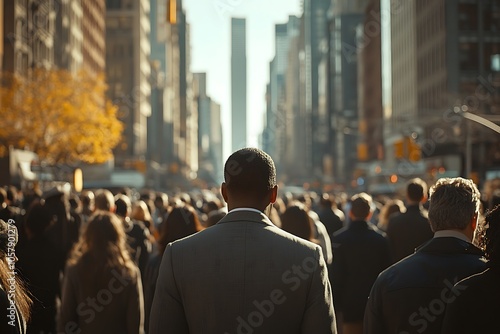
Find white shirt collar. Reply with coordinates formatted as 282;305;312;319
434;230;471;243
228;207;263;215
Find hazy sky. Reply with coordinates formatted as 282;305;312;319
183;0;302;159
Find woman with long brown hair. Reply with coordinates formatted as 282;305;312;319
280;203;318;243
58;212;144;334
0;219;32;334
143;205;202;330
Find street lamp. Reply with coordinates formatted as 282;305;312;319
458;109;500;178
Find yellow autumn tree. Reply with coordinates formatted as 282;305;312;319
0;69;123;164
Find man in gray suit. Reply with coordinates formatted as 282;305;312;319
150;148;337;334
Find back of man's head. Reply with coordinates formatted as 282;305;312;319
428;177;480;232
224;148;276;200
350;192;372;220
406;178;427;203
115;194;131;218
94;189;115;212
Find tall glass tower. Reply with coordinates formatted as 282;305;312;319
231;17;247;151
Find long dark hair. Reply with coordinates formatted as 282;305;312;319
158;205;202;255
67;212;136;295
280;203;317;243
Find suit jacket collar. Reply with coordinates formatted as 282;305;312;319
217;209;275;227
416;236;484;257
348;220;369;229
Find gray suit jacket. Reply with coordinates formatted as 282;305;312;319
150;210;337;334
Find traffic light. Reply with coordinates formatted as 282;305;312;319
167;0;177;24
394;137;421;161
394;139;404;159
408;138;421;162
357;143;368;161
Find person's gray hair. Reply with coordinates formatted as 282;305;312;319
428;177;481;232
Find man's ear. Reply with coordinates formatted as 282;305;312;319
471;212;478;231
221;182;228;203
269;185;278;204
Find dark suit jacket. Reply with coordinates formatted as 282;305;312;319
150;210;337;334
364;237;486;334
330;221;391;323
386;204;433;262
318;207;344;237
441;263;500;334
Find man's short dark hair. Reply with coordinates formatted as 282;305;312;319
224;148;276;198
115;194;131;217
406;178;427;202
350;192;372;220
428;177;480;232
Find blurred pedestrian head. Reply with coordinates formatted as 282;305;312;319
406;178;428;203
281;203;315;242
115;194;132;218
80;190;95;213
25;202;53;238
154;193;169;210
377;199;405;231
428;177;480;232
68;212;136;294
350;192;373;221
131;200;153;226
94;189;115;212
158;205;202;255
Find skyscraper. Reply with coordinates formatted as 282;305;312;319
328;0;367;186
2;0;56;73
106;0;151;163
231;18;247;151
389;0;500;182
55;0;83;73
82;0;106;76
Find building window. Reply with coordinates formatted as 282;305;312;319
458;3;478;31
492;54;500;72
459;42;479;71
484;2;500;31
106;0;121;9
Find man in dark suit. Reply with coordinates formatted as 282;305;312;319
150;148;337;334
318;193;345;237
364;177;487;334
386;178;433;263
331;193;391;334
441;204;500;334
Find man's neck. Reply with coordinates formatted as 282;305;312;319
227;204;265;213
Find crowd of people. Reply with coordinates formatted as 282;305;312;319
0;147;499;333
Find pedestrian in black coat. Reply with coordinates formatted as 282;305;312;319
364;177;487;334
386;178;433;262
331;193;391;334
441;204;500;334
